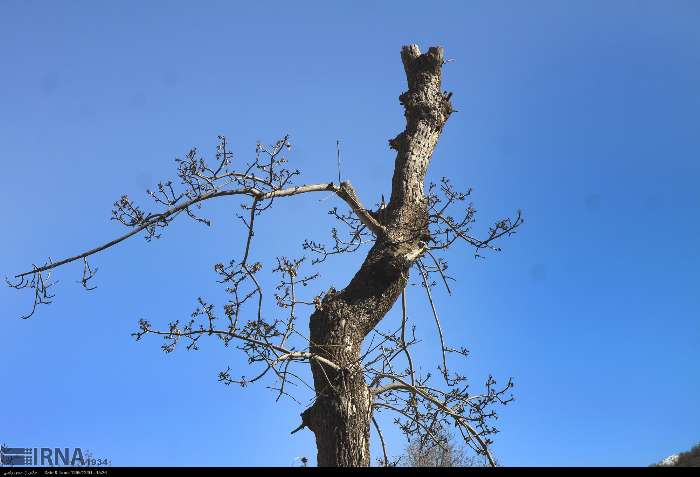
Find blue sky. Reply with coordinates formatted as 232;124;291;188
2;0;699;467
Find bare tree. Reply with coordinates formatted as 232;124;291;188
401;424;489;467
8;45;522;467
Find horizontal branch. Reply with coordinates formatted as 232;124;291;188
137;324;341;372
434;209;523;253
16;181;385;279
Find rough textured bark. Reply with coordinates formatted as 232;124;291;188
300;44;453;467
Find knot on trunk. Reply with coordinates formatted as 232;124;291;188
388;131;406;151
398;45;453;132
399;89;453;132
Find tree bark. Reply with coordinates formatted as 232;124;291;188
301;44;453;467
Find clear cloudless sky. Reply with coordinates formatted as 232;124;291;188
1;0;699;467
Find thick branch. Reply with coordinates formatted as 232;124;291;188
16;181;382;279
385;45;454;239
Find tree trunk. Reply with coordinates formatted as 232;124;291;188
300;44;453;467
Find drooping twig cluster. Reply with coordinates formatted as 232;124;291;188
6;260;57;319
